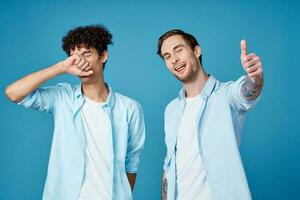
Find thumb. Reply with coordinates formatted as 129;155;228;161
240;39;247;58
71;54;82;65
80;70;94;77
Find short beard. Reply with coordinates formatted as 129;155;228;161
174;66;199;83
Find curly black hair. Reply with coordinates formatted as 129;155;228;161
62;25;113;67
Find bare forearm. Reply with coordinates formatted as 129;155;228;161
5;62;64;102
126;173;136;191
241;76;263;100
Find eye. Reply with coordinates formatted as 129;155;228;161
177;48;183;53
83;53;92;57
164;55;171;61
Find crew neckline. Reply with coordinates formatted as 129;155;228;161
185;94;201;102
83;95;106;106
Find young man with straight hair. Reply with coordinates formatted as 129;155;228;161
157;29;263;200
5;25;145;200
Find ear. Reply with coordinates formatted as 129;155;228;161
100;50;108;64
194;45;202;58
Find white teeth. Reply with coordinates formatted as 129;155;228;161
175;64;185;71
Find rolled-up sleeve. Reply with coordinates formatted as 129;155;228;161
125;102;146;173
227;75;261;113
17;84;67;114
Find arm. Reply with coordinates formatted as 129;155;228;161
5;54;93;103
240;39;263;101
161;171;167;200
125;102;145;191
126;173;136;191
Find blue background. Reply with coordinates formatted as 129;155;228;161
1;0;299;199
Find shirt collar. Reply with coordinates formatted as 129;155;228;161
74;82;116;108
178;75;217;101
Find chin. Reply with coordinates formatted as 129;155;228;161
177;72;196;83
174;70;188;81
79;76;94;84
174;74;187;82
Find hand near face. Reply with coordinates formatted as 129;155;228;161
240;40;263;80
60;54;94;77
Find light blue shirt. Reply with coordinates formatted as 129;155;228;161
163;75;260;200
18;83;145;200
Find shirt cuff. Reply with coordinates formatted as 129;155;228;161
17;92;34;107
125;154;140;173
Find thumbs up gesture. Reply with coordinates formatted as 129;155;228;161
240;40;263;80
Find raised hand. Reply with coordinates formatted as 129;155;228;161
240;39;263;79
61;54;94;77
240;39;263;100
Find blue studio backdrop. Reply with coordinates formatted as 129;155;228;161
1;0;299;199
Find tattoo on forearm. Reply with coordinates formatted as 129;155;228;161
241;76;262;99
242;78;256;97
161;177;168;200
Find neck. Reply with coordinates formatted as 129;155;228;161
81;77;109;103
183;66;209;98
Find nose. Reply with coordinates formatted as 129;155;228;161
171;54;179;65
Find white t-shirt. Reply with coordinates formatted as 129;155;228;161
175;95;213;200
79;96;113;200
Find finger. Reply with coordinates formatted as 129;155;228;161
80;70;94;77
84;64;92;71
73;54;82;65
77;59;86;68
240;39;247;58
80;61;90;70
244;53;257;62
244;57;260;68
248;68;263;78
246;62;261;73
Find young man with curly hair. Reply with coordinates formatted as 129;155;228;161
5;25;145;200
157;30;263;200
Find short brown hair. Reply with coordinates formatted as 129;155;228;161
157;29;202;65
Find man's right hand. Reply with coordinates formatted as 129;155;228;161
60;54;94;77
5;54;93;103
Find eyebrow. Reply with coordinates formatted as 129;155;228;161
162;44;184;58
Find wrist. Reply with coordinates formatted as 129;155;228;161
247;75;263;87
54;61;67;75
253;75;263;87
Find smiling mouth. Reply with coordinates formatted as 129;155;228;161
175;63;186;73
